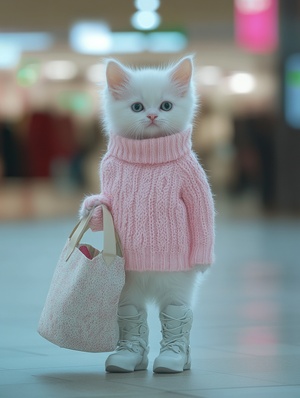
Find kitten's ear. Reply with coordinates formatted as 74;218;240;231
170;56;193;96
106;60;130;99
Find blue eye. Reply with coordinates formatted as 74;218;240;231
160;101;173;111
131;102;144;112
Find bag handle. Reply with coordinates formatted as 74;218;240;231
65;205;119;265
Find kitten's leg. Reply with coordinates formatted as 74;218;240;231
152;270;197;373
105;272;149;373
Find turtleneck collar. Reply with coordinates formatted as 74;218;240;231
107;127;193;165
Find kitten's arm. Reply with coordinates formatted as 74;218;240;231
181;160;215;266
79;193;111;231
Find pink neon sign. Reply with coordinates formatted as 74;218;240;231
235;0;278;53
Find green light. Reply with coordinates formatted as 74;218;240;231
58;92;92;115
286;70;300;87
16;63;39;86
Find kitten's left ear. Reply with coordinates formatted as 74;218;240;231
170;56;193;96
106;60;130;99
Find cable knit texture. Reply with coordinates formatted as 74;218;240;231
90;127;215;272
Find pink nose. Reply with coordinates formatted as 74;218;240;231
147;114;158;121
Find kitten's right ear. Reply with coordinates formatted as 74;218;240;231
106;60;130;99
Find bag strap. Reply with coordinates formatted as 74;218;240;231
101;205;118;265
65;205;119;264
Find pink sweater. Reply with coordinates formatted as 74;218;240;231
91;127;215;272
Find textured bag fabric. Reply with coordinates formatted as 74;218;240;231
38;206;125;352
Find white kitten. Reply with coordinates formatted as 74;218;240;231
102;56;198;139
101;56;202;312
81;56;207;373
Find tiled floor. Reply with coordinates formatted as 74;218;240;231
1;210;300;397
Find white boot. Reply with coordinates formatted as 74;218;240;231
105;305;149;373
153;305;193;373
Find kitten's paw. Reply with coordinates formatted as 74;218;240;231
79;194;103;219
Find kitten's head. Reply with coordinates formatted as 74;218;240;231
102;56;197;139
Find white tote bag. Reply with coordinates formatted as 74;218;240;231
38;205;125;353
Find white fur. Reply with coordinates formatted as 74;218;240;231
119;270;202;312
102;57;198;139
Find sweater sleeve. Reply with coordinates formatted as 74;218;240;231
89;193;112;231
180;155;215;266
79;192;111;231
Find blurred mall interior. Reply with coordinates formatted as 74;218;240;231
1;1;300;397
2;0;300;219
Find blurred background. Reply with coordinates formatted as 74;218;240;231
1;0;300;221
1;3;300;396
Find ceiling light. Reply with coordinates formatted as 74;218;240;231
134;0;160;11
131;11;161;30
147;32;187;53
70;21;112;54
228;72;256;93
43;61;77;80
112;32;146;53
0;32;53;51
0;32;53;69
0;43;20;69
